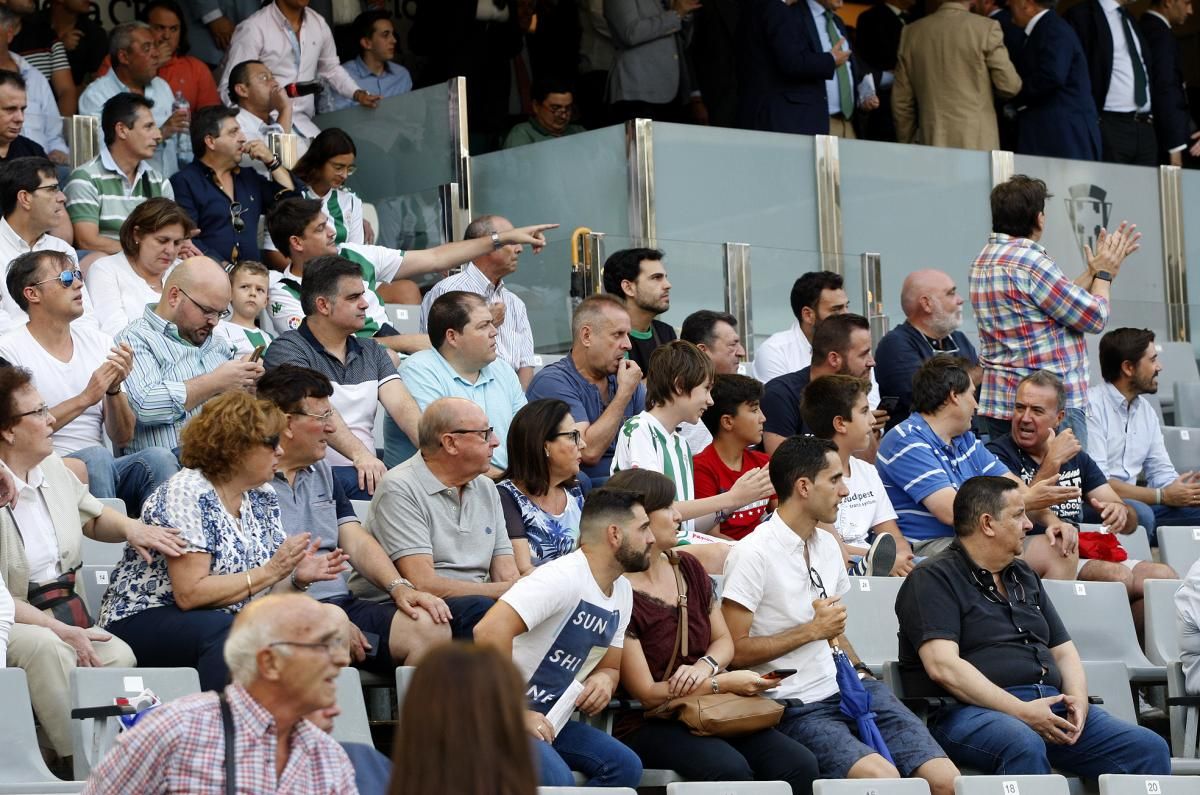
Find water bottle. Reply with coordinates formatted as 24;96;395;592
172;91;192;166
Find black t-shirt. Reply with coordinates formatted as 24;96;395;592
896;541;1070;694
986;434;1107;526
0;136;47;163
761;367;812;439
627;319;676;375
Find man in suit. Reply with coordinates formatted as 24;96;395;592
1140;0;1200;165
690;0;740;127
1009;0;1103;161
893;0;1021;150
736;0;848;134
1065;0;1158;165
847;0;909;141
973;0;1025;150
806;0;879;137
605;0;703;123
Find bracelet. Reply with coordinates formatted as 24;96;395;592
1156;487;1164;505
266;156;283;171
290;571;311;592
711;676;720;694
384;575;412;594
105;387;121;396
245;572;253;600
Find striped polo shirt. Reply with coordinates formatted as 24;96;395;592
267;243;405;336
420;263;536;371
65;149;174;243
611;410;696;538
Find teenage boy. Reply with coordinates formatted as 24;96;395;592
213;260;274;357
801;374;907;576
693;373;775;541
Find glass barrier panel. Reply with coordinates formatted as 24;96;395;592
1181;171;1200;357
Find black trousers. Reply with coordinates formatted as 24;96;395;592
1100;112;1158;166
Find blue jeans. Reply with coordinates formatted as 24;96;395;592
67;445;180;516
331;464;373;502
534;720;642;787
106;605;235;691
929;684;1170;776
444;595;496;640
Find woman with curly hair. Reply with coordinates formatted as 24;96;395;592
98;390;348;689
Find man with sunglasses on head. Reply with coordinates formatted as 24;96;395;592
171;104;299;268
116;255;264;452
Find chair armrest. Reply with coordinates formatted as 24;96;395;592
71;704;136;720
1167;695;1200;707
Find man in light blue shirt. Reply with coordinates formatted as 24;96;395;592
1087;327;1200;542
322;10;411;113
399;291;526;476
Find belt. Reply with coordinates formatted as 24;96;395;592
1102;110;1153;123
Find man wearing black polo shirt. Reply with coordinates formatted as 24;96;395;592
601;247;676;374
0;71;48;163
896;475;1170;776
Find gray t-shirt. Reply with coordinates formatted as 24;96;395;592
271;462;357;601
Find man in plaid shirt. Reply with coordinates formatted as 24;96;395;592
970;176;1139;447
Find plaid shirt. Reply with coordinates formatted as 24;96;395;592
969;233;1109;418
81;683;357;794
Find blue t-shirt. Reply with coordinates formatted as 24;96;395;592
877;412;1007;540
761;367;812;439
986;433;1107;526
875;322;978;431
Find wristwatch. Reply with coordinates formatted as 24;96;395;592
699;655;720;675
1094;270;1113;282
490;231;503;250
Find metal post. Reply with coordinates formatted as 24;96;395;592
990;150;1015;187
1159;165;1190;343
814;135;843;274
437;183;462;248
448;77;472;237
861;252;889;347
723;243;754;359
625;119;656;247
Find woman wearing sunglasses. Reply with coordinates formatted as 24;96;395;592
497;399;587;574
85;198;193;337
97;391;348;690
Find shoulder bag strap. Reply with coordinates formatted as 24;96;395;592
219;691;237;795
660;551;689;677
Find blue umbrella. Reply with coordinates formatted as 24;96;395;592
832;644;895;764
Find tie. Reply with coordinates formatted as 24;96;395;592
1118;10;1148;108
825;11;853;119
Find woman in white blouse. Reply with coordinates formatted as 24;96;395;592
84;198;193;337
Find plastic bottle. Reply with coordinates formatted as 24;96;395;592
173;90;192;166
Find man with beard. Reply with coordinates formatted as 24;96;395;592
117;255;264;451
475;486;649;789
1087;327;1200;542
602;247;675;375
876;269;981;430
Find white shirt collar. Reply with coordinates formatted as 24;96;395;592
13;465;45;494
1026;8;1050;35
99;145;151;188
807;0;829;19
0;217;32;253
1099;0;1123;15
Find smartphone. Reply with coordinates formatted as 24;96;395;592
249;344;266;362
763;668;797;680
362;631;380;659
878;396;900;415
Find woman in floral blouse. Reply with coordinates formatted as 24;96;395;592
99;391;347;689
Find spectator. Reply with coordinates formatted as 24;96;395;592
892;0;1020;150
811;0;879;137
290;128;370;250
184;0;260;69
0;366;184;764
855;0;914;142
526;294;645;484
1065;0;1158;165
988;369;1177;635
1007;0;1103;161
256;364;452;669
970;175;1138;444
611;466;820;792
262;254;419;499
678;308;746;453
1179;558;1200;693
0;13;68;167
143;0;220;111
0;249;179;509
614;340;772;552
761;313;881;454
84;593;358;793
79;23;184;177
84;197;191;337
896;476;1171;776
604;0;703;123
1141;0;1200;166
400;291;526;474
736;0;845;134
98;391;345;690
801;374;904;576
577;0;615;129
388;642;539;795
219;0;381;141
355;397;519;639
689;0;740;128
324;10;411;113
171;104;299;266
43;0;108;86
0;156;90;333
498;399;587;574
878;355;1078;578
227;58;303;177
420;215;539;387
722;435;959;792
0;69;51;164
602;247;676;374
212;259;274;357
474;486;647;789
117;256;263;452
503;76;586;148
875;269;980;430
1088;327;1200;542
693;374;774;541
7;0;75;118
65;92;174;261
0;576;10;666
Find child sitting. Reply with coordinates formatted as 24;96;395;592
213;260;274;357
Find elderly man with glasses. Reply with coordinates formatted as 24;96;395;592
116;255;264;452
171;104;299;268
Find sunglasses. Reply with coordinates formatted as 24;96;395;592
262;434;280;448
32;269;83;289
230;202;246;235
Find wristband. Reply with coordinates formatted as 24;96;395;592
266;156;283;171
105;387;121;396
290;571;311;591
1156;487;1164;505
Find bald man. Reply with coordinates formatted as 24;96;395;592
117;256;266;451
875;270;981;430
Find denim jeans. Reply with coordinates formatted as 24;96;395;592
534;719;642;787
929;684;1170;776
67;445;180;516
331;464;373;502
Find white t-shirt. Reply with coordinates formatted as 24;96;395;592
501;549;631;715
0;324;117;454
834;456;898;548
84;252;167;337
13;466;60;582
722;512;849;703
612;411;695;538
212;320;274;358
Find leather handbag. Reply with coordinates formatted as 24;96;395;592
646;552;783;737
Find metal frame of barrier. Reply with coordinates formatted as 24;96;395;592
626;119;656;246
449;76;472;241
861;252;888;346
723;243;753;358
1160;164;1190;343
815;135;843;274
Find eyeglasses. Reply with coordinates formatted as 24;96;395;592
229;201;246;235
544;103;573;117
32;269;83;289
178;287;231;320
267;639;342;658
290;409;335;421
552;429;583;446
449;427;494;441
807;566;828;600
262;434;280;449
330;163;357;176
15;404;51;421
31;183;60;193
